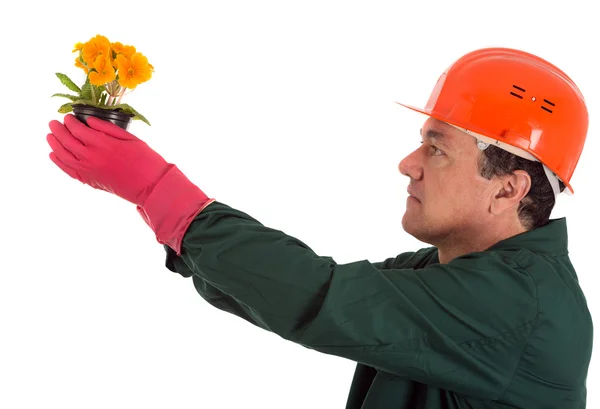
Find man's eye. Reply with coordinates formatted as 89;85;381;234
420;141;444;156
430;145;444;156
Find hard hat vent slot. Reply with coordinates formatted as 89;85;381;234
510;85;555;114
541;99;555;113
510;85;525;99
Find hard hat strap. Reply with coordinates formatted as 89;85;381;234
543;164;561;198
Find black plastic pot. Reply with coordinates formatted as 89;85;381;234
72;104;134;130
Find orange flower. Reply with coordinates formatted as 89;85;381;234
81;35;111;66
116;52;153;89
88;56;116;86
74;56;89;74
111;42;136;59
72;42;85;53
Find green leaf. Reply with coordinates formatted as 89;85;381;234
51;93;79;101
72;99;94;105
58;102;74;113
56;73;81;94
80;77;93;102
94;85;107;105
112;103;151;126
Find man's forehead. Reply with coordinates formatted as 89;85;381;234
421;117;455;134
420;118;471;146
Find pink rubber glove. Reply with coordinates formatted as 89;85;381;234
47;114;215;254
48;114;172;206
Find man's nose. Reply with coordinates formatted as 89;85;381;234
398;149;423;180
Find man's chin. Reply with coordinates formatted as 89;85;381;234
401;215;419;237
402;215;434;245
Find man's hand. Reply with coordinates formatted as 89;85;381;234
47;114;171;206
47;114;214;254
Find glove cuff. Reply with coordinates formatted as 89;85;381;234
136;164;215;255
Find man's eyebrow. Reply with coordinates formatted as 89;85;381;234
419;128;453;148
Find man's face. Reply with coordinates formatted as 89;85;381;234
398;117;495;245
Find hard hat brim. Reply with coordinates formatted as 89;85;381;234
394;101;574;195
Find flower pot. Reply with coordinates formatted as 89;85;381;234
72;104;134;130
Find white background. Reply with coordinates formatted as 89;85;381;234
1;1;598;407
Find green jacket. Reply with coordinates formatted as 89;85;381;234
163;201;593;408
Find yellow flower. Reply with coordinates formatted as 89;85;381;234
88;56;116;86
116;52;153;89
72;42;85;53
111;42;136;59
81;35;111;66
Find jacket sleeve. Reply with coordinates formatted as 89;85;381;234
165;201;538;400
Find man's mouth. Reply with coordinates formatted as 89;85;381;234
407;188;421;203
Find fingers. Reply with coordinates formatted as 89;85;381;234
63;114;106;146
86;115;138;141
48;151;85;184
48;119;88;159
46;132;81;168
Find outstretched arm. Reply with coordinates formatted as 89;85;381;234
47;116;538;401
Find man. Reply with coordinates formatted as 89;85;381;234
46;47;593;408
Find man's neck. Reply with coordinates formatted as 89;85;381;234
436;222;527;264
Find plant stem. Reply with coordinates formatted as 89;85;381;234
116;87;127;105
106;81;117;106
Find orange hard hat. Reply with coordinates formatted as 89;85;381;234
397;47;588;194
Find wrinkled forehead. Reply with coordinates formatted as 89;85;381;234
420;117;475;148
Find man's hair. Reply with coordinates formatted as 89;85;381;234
477;145;565;231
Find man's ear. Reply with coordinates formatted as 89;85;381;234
490;170;531;215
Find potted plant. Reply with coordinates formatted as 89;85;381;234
52;34;153;130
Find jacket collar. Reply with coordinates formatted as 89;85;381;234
487;218;569;255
